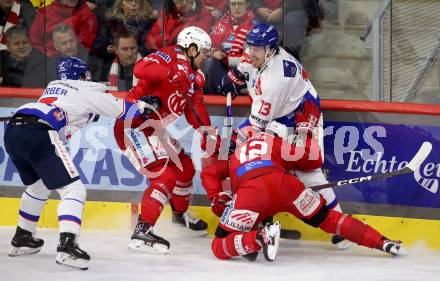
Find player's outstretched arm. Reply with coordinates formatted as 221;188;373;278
200;159;231;217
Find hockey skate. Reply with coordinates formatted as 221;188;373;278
242;252;259;262
55;232;90;270
377;238;407;256
256;221;281;262
331;234;353;250
172;211;208;236
9;226;44;257
128;219;170;254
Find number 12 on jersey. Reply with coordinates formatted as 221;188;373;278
239;140;269;163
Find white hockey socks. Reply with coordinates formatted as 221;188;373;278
56;180;86;235
318;187;342;212
18;180;51;233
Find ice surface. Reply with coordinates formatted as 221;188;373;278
1;218;440;281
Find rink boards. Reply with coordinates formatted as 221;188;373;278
0;103;439;249
1;198;440;249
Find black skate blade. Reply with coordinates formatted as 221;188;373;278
242;252;258;262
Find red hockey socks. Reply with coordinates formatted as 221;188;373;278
319;210;384;249
211;231;262;260
140;183;170;225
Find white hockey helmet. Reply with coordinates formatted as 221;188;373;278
266;121;294;143
177;26;212;52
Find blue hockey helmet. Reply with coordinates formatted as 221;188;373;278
246;23;279;49
56;56;90;80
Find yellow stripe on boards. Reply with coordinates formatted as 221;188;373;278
0;198;133;230
1;198;439;249
274;212;440;249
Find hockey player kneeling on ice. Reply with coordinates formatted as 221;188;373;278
219;22;351;249
113;27;220;253
5;57;159;270
201;115;406;262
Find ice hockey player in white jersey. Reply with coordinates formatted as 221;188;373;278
5;57;160;270
218;23;351;249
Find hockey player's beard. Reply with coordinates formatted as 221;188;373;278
254;49;276;70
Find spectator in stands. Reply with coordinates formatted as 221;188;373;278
250;0;282;25
43;23;89;82
29;0;98;58
0;0;36;50
87;0;115;16
203;0;226;19
146;0;214;51
204;0;257;94
92;0;156;62
99;30;141;91
52;23;88;58
0;25;32;86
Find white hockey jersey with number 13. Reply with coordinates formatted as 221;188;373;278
238;47;319;128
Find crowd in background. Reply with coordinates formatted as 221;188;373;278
0;0;326;92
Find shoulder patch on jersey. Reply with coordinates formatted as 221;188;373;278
283;60;297;78
176;53;187;61
154;51;171;63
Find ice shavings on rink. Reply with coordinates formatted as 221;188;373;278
1;218;440;281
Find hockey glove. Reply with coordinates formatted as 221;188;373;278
210;192;232;217
295;101;321;134
218;67;246;99
200;126;221;156
170;67;192;94
139;96;162;118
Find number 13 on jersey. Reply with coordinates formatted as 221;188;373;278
258;100;271;116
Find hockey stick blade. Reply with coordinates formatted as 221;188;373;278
310;141;433;191
406;142;432;172
280;229;301;240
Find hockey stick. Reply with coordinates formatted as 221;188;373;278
225;92;233;132
0;116;12;122
185;95;206;127
309;141;433;191
281;142;432;240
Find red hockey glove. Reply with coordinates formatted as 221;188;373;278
200;126;221;156
170;66;192;94
295;101;321;134
210;192;232;217
193;69;206;90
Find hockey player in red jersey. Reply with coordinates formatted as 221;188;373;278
114;26;217;253
201;101;406;261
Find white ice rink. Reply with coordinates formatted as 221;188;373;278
1;219;440;281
